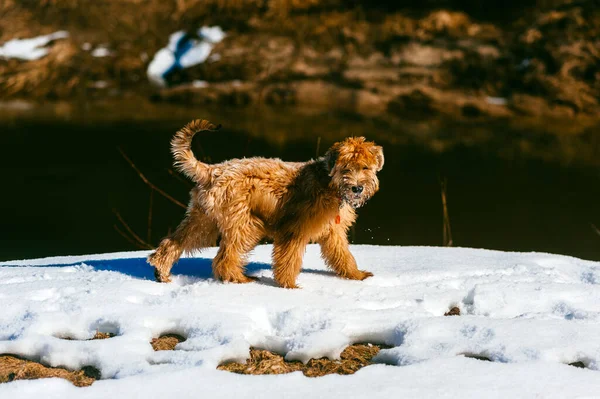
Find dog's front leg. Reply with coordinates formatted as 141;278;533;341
319;227;373;281
272;235;308;289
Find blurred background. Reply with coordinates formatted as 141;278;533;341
1;0;599;262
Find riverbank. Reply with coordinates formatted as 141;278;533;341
1;0;599;137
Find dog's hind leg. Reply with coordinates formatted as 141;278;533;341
212;217;264;284
148;203;219;282
318;226;373;281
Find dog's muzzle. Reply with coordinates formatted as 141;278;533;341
342;186;368;209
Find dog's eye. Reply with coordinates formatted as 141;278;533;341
362;167;369;170
342;169;351;174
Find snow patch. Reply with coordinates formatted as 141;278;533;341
147;26;225;87
1;245;600;397
0;31;69;60
91;47;112;58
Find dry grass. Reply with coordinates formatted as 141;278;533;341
0;331;113;386
91;331;114;340
0;356;99;387
151;334;186;351
0;332;187;387
56;331;116;340
444;306;461;316
218;344;385;377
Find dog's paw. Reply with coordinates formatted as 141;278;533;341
358;270;374;280
154;269;172;283
282;284;300;289
340;270;373;281
278;281;300;289
237;275;258;284
344;270;373;281
220;274;258;284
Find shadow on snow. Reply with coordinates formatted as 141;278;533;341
3;257;273;281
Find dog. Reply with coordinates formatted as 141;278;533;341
148;119;384;288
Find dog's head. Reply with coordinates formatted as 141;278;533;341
324;137;384;209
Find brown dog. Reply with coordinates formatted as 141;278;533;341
148;120;384;288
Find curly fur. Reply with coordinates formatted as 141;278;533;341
148;119;384;288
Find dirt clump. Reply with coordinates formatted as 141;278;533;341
0;355;99;387
0;330;116;386
218;343;385;377
444;306;461;316
151;334;187;351
56;331;116;340
92;331;114;340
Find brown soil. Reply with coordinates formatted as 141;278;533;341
0;332;188;386
91;331;114;340
218;343;385;377
0;330;116;386
56;331;116;340
0;355;99;387
444;306;461;316
151;334;187;351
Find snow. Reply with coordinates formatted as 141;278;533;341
486;96;508;106
147;26;225;86
0;31;69;60
90;46;112;58
192;80;209;88
1;245;599;398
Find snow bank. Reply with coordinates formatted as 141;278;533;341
0;245;599;398
147;26;225;86
0;31;69;60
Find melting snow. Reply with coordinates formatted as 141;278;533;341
147;26;225;87
0;31;69;61
1;245;599;398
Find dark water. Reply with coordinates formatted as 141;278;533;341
2;110;600;262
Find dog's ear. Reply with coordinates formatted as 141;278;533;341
324;144;340;176
371;145;384;171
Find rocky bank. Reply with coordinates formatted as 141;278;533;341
1;0;599;138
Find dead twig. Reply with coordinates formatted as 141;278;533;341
117;147;186;209
440;178;453;247
113;209;153;250
147;189;154;244
113;224;147;250
316;136;321;158
167;168;193;188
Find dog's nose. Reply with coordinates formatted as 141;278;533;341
351;185;364;194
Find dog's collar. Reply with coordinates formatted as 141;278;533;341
336;196;343;224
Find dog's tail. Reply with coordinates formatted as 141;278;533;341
171;119;221;186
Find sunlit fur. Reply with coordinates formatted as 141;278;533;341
148;119;384;288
